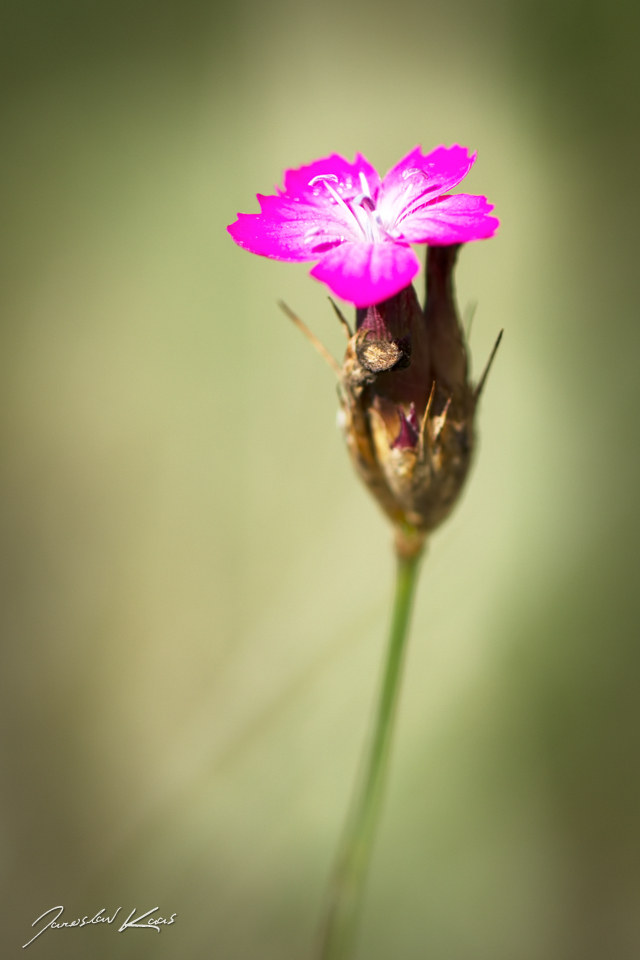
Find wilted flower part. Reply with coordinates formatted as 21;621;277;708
228;146;498;307
339;244;497;548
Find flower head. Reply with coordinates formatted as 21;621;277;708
227;145;498;307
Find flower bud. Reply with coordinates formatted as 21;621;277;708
339;244;490;553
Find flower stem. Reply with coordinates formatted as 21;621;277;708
316;542;423;960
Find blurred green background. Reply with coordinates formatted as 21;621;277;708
2;0;640;957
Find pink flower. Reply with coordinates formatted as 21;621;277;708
227;145;498;308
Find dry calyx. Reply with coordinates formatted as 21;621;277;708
283;243;501;558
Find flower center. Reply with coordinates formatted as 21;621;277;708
308;173;388;244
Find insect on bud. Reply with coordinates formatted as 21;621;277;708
339;244;500;556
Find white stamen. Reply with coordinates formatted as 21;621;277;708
352;205;374;241
305;171;391;246
309;174;339;186
308;174;364;239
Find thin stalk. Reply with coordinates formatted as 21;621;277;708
316;545;423;960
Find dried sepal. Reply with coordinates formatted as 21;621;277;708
338;245;499;540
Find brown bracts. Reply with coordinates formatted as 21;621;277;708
338;244;501;557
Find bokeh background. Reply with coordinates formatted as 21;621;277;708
2;0;640;957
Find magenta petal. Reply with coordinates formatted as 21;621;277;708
378;144;476;228
310;242;420;307
227;192;358;262
283;152;381;204
227;152;382;262
398;193;500;245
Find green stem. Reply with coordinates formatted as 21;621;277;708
316;545;423;960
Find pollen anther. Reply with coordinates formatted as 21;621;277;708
309;174;339;186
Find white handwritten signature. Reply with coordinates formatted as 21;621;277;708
23;906;177;948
